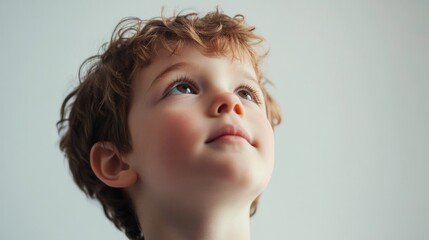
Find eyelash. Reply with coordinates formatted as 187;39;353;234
236;83;263;105
162;76;263;105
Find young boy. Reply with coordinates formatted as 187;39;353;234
58;9;281;240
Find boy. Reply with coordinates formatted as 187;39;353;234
58;9;281;240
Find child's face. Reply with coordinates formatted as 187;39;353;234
126;45;274;206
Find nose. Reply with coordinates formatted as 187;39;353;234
209;92;245;117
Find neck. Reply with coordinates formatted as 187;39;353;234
137;201;251;240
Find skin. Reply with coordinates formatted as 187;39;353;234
93;45;275;240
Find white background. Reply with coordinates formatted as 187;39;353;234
1;0;428;239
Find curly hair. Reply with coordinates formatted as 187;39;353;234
57;9;282;240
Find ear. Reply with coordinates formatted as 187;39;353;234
90;142;137;188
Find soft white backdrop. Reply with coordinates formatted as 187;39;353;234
1;0;428;239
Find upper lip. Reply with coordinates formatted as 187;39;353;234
205;124;253;145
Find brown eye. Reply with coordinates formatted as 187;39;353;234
235;85;262;105
169;83;196;95
236;89;253;101
163;77;199;98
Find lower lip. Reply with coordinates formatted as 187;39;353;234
210;135;248;144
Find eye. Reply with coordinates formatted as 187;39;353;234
236;89;254;101
170;83;195;95
163;77;198;97
235;85;262;105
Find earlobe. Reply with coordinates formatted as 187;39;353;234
90;142;137;188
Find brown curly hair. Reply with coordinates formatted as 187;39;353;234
57;9;282;240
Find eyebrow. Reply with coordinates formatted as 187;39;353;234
150;62;192;87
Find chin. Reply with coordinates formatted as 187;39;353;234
209;155;273;197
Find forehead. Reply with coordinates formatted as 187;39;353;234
136;45;258;87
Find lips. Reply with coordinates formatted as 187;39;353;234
205;124;252;145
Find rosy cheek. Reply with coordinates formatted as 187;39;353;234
143;109;202;174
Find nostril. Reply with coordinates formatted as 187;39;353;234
217;104;227;114
234;104;243;115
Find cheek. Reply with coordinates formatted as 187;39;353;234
253;113;275;159
136;108;204;179
263;120;275;162
245;103;275;162
157;113;200;159
251;113;276;183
